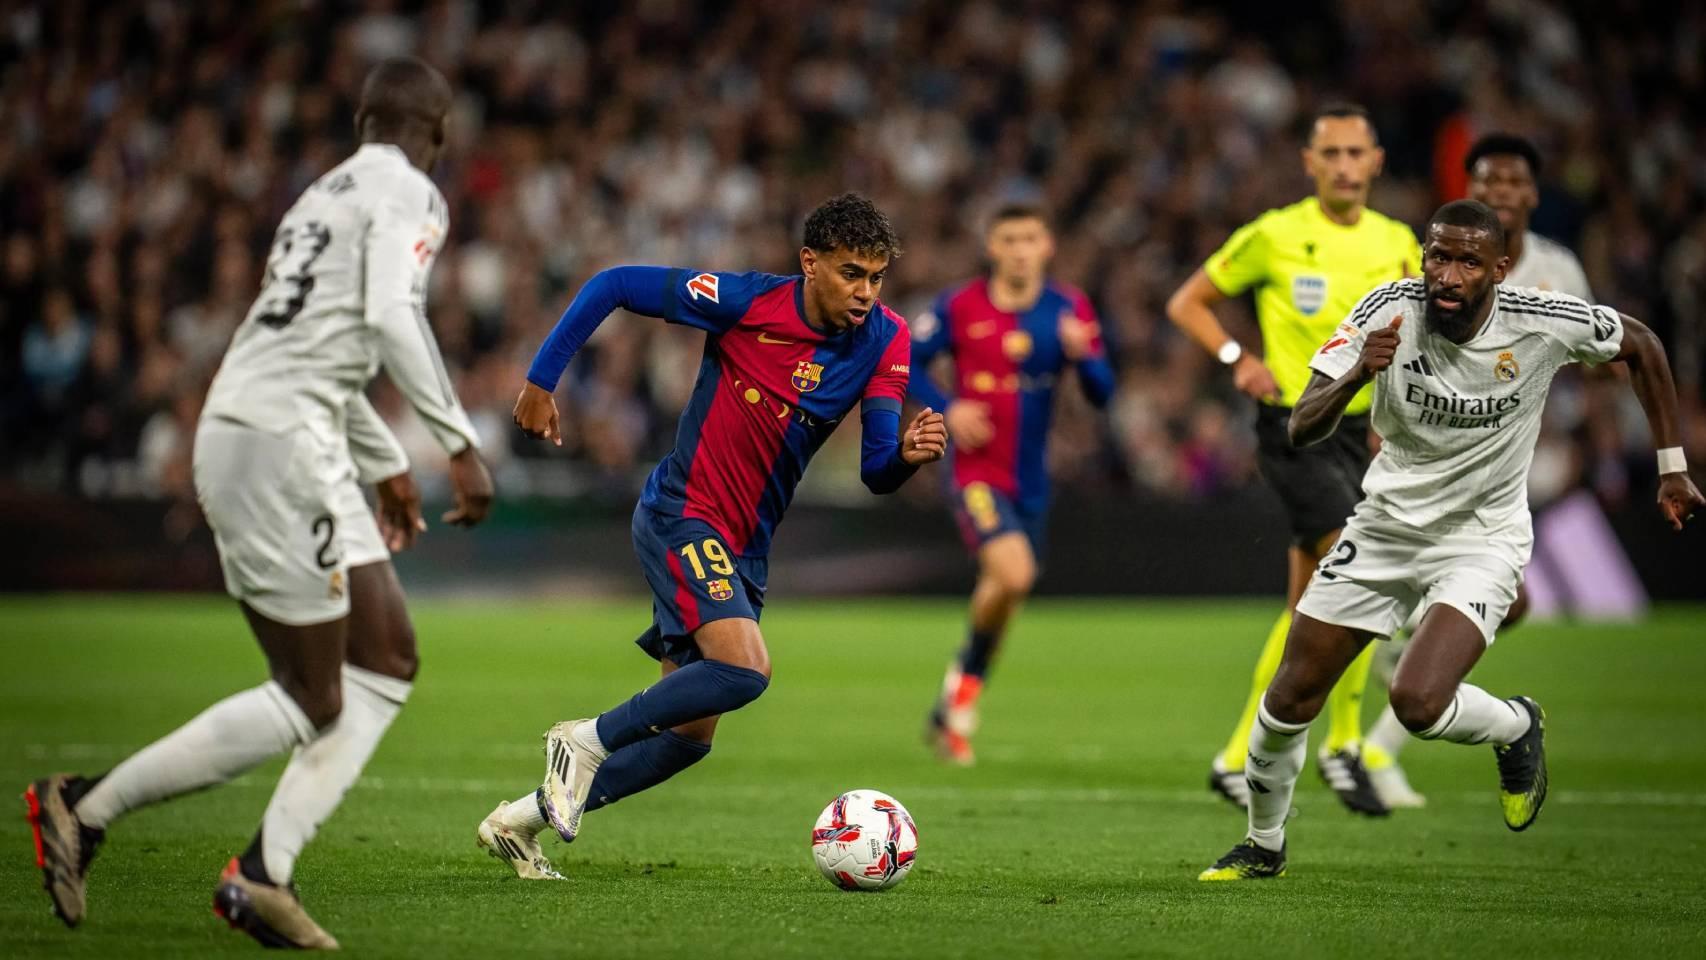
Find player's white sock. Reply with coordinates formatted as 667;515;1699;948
1246;700;1309;851
74;681;316;830
498;790;549;836
1368;704;1410;760
1416;685;1531;746
259;666;411;885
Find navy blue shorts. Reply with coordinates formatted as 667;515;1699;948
631;503;767;666
952;481;1047;557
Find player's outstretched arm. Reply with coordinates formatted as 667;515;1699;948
1290;318;1402;447
524;266;677;402
519;266;765;444
1613;314;1703;529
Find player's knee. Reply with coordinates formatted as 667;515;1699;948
1388;680;1450;734
384;619;420;681
671;717;718;746
281;677;343;731
1261;684;1322;726
988;556;1036;598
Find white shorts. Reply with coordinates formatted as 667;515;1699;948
1294;502;1531;646
193;418;388;625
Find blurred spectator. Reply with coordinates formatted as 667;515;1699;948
0;0;1701;518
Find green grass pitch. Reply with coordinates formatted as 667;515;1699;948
4;596;1705;958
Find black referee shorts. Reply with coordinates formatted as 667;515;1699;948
1253;403;1371;548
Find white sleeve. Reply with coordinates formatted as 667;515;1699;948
345;392;409;484
1311;281;1410;381
365;177;480;455
1307;319;1369;381
1565;303;1624;366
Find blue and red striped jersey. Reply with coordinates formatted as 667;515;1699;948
908;278;1114;513
528;266;915;557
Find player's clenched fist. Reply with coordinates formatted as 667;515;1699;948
902;407;948;465
513;381;562;446
1357;317;1403;381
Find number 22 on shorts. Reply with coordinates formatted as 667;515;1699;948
1317;539;1358;579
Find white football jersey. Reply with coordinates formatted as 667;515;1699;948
1502;231;1593;303
1311;279;1623;530
202;143;478;474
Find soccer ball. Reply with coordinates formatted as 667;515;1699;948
810;789;918;891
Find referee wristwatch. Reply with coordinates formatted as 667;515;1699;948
1217;340;1243;365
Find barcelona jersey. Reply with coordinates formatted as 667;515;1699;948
527;266;913;560
909;278;1114;517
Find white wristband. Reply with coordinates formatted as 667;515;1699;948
1216;340;1243;365
1657;446;1687;475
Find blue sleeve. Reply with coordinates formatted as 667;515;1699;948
859;407;918;495
660;269;779;333
1076;355;1116;408
526;266;674;391
906;291;954;411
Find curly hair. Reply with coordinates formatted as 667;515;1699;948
802;193;902;260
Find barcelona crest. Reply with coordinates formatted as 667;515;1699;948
1002;329;1033;361
792;360;824;393
707;578;734;602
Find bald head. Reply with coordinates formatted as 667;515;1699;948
356;57;451;171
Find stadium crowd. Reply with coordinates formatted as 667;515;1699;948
2;0;1703;515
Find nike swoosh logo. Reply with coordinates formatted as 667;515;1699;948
757;332;795;345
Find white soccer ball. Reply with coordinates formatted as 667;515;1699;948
811;789;919;891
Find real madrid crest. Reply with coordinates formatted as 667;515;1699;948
1494;351;1520;382
791;360;824;393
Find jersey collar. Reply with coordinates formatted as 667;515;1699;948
356;142;409;163
792;278;858;340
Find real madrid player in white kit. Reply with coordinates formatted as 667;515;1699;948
1363;133;1597;809
1201;200;1702;881
25;59;494;947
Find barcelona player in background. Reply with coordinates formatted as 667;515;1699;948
909;204;1115;765
476;194;947;880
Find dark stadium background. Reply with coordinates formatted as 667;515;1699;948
1;0;1701;598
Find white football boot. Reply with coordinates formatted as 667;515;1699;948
1368;761;1428;809
1207;754;1251;809
476;799;564;880
541;719;607;843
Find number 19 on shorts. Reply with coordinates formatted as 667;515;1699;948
679;538;734;581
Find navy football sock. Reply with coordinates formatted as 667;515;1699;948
584;732;711;812
595;659;768;752
956;628;1001;680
